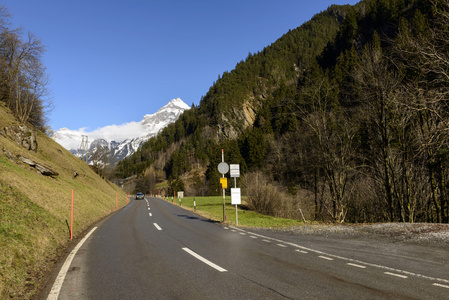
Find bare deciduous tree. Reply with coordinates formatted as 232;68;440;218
0;6;51;130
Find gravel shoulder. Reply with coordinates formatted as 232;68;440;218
281;222;449;246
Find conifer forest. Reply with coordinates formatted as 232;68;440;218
115;0;449;224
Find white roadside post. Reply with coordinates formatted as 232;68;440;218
230;164;240;225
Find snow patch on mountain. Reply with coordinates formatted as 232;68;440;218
52;98;190;165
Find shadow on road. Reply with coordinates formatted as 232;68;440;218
177;214;219;224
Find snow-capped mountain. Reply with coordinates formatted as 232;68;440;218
52;98;190;166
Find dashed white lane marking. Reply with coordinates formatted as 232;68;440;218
433;283;449;289
182;247;227;272
153;223;162;230
149;213;152;217
148;207;151;210
319;256;334;261
385;272;408;279
47;227;97;300
277;244;287;248
239;232;246;235
347;263;366;269
223;227;229;230
295;249;308;254
227;226;449;285
250;236;258;239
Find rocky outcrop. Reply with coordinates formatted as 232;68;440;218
0;125;54;175
1;147;58;177
216;101;258;140
17;155;59;177
2;125;38;151
2;148;16;162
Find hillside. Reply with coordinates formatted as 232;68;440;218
115;0;449;224
0;103;127;299
114;4;351;180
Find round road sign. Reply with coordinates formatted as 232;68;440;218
218;162;229;174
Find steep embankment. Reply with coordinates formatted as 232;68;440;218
0;103;128;299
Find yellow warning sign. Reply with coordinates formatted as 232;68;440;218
220;177;228;189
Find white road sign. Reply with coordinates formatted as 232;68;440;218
231;188;241;205
230;164;240;178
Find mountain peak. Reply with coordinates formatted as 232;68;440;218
52;98;190;165
168;97;190;109
141;98;189;131
144;98;190;119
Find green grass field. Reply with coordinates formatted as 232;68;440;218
165;196;303;228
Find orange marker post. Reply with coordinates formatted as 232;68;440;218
71;189;74;240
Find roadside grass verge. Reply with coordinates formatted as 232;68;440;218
1;106;128;299
0;181;65;299
166;196;303;228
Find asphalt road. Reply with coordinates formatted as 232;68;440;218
47;196;449;299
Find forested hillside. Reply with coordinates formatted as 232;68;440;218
115;0;449;224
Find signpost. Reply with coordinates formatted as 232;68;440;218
178;191;184;206
217;149;229;221
230;164;240;225
231;188;241;225
218;152;242;224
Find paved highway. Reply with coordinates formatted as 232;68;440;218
47;196;449;299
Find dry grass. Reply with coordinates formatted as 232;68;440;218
241;171;312;220
0;105;127;299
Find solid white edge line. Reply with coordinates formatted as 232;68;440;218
47;227;97;300
153;223;162;230
433;283;449;289
384;272;408;279
182;247;227;272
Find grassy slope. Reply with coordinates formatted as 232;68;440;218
0;104;127;299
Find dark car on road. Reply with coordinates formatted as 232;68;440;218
136;192;145;200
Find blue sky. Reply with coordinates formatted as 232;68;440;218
3;0;360;133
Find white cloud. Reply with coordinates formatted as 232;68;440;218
89;121;146;141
